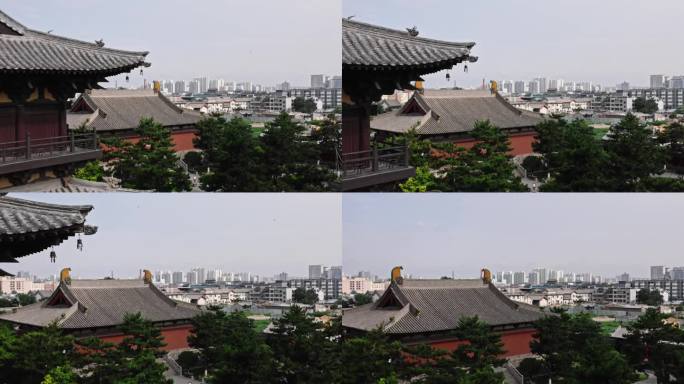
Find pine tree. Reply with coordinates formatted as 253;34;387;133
104;117;191;191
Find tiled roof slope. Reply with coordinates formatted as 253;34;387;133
70;89;201;131
342;278;545;334
0;10;148;75
0;278;200;329
371;90;544;135
0;196;92;236
343;19;476;72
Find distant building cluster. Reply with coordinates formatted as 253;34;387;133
493;264;684;307
153;73;342;114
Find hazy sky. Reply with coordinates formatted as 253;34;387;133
5;194;341;279
343;194;684;280
3;0;341;87
343;0;684;89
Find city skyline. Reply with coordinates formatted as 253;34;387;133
3;194;342;279
343;0;684;89
3;0;341;88
343;194;684;279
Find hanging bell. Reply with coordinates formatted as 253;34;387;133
125;75;130;82
140;68;144;76
50;250;56;263
77;238;83;251
446;73;451;81
464;65;469;73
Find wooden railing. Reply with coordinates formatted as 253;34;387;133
337;145;410;178
0;133;99;164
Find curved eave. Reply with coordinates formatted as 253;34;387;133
344;56;477;75
0;61;150;77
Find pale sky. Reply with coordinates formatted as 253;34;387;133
343;0;684;89
343;194;684;280
5;194;342;280
2;0;341;87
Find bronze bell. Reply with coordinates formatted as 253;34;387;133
446;73;451;81
50;250;56;263
77;238;83;251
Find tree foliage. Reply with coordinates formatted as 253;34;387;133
623;308;684;383
77;313;171;384
188;308;276;384
292;97;317;114
103;118;191;191
635;288;664;306
400;121;528;192
534;114;671;191
73;161;106;182
292;287;319;304
195;113;337;191
523;310;635;384
632;97;659;114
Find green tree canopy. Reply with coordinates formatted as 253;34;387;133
103;118;191;191
400;121;528;192
632;97;659;114
292;287;319;305
604;113;666;190
534;119;611;191
188;308;275;384
635;288;664;306
195;113;335;191
623;308;684;383
525;310;635;384
292;97;317;114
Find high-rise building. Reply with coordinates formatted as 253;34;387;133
193;77;208;93
528;271;540;286
174;80;185;95
329;75;342;89
514;81;526;94
186;270;198;285
533;268;548;284
670;76;684;89
309;265;323;279
528;80;539;94
279;81;291;91
617;81;630;91
513;272;525;285
311;74;325;89
617;272;630;282
672;267;684;280
536;77;548;93
328;266;343;280
172;271;184;284
651;266;665;280
188;79;200;94
650;74;665;89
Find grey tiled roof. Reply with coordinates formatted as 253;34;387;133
342;279;545;335
371;90;544;136
0;278;200;329
0;10;148;75
1;177;136;192
0;196;92;236
69;89;201;132
343;19;476;72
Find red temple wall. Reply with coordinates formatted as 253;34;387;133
114;130;198;152
427;328;536;358
451;132;537;156
96;324;194;351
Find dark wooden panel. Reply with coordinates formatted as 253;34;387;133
23;104;61;140
0;107;16;143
